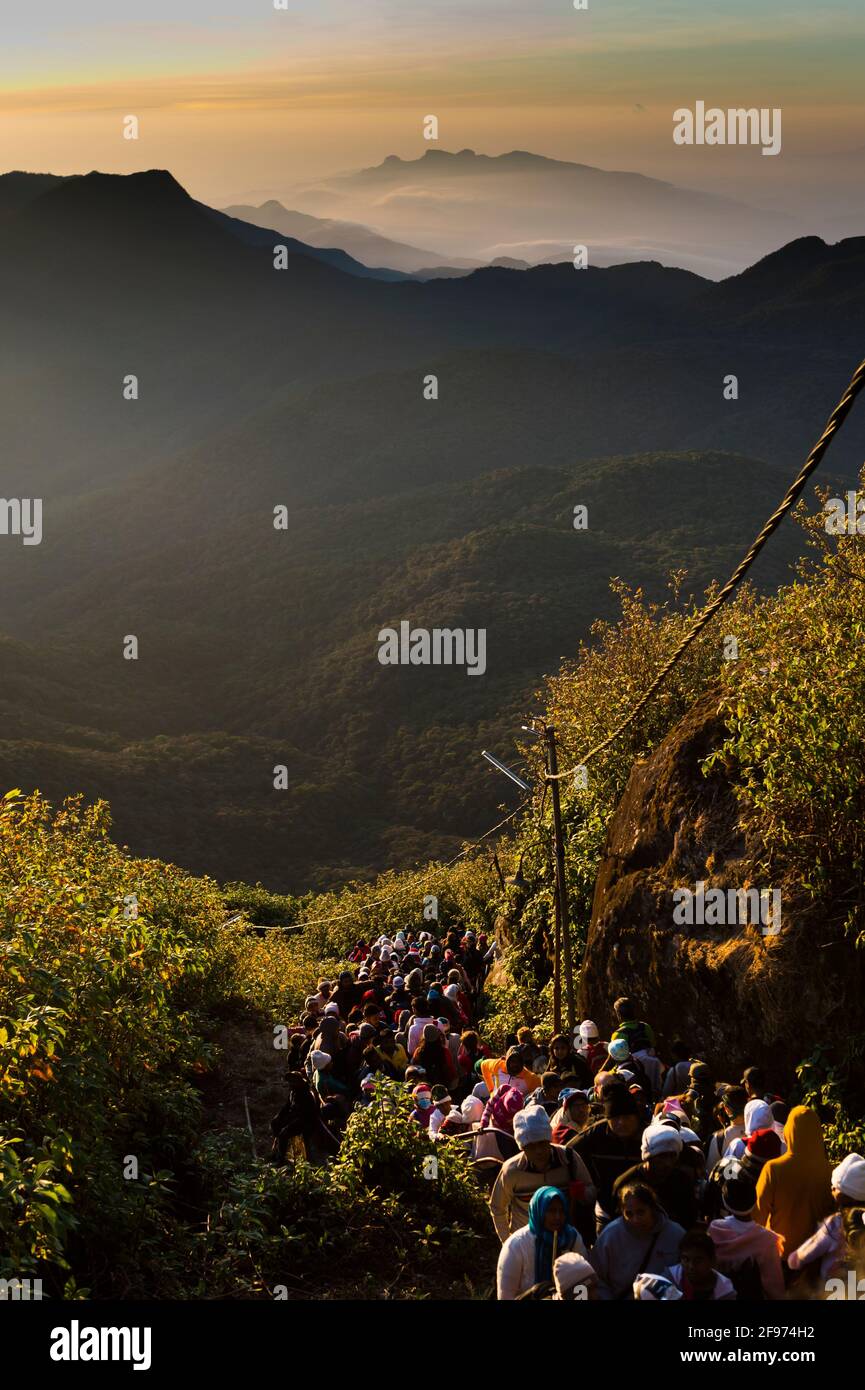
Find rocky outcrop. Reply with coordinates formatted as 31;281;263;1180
580;690;863;1087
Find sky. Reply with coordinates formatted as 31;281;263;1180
1;0;864;217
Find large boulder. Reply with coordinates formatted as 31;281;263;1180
579;690;864;1088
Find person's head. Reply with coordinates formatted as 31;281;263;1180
542;1072;563;1101
771;1099;790;1128
620;1182;659;1236
437;1017;450;1036
842;1205;865;1261
564;1090;591;1125
633;1273;683;1301
317;979;331;998
461;1030;479;1053
741;1065;766;1099
608;1038;631;1065
604;1090;641;1139
641;1125;684;1179
550;1033;571;1061
722;1172;758;1219
412;1083;433;1111
528;1185;567;1236
362;1002;380;1021
679;1230;717;1289
410;995;426;1016
430;1085;452;1114
461;1094;485;1126
505;1047;525;1077
324;1001;340;1018
578;1019;599;1046
688;1061;714;1093
447;968;461;984
831;1154;865;1209
358;1022;377;1045
721;1085;748;1123
311;1049;332;1072
613;997;636;1022
670;1038;689;1062
743;1127;782;1172
513;1106;553;1170
301;1013;317;1034
595;1070;623;1099
744;1098;774;1135
421;1023;440;1047
554;1254;599;1302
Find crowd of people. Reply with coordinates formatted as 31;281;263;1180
270;920;865;1301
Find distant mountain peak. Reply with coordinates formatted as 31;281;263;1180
363;147;597;177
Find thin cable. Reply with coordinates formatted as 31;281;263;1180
548;354;865;779
278;798;530;931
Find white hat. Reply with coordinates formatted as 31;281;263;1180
744;1099;773;1135
461;1095;485;1125
634;1273;683;1301
472;1080;491;1102
310;1050;331;1069
324;1002;339;1016
444;984;460;1000
513;1107;552;1148
641;1126;684;1160
578;1019;599;1042
553;1254;597;1298
832;1153;865;1202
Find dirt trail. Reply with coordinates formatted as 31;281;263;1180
198;1012;286;1154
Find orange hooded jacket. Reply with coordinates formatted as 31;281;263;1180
754;1105;833;1257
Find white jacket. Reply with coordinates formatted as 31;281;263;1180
497;1224;588;1300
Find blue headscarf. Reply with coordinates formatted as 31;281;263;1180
527;1185;579;1285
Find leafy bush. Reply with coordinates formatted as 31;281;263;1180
179;1087;496;1300
0;789;230;1294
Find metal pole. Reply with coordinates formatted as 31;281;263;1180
545;725;575;1035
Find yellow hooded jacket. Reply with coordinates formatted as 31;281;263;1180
755;1105;834;1258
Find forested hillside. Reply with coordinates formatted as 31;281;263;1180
2;169;865;889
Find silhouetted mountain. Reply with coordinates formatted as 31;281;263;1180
0;170;64;216
221;198;478;274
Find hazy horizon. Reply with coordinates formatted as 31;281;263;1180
2;0;864;238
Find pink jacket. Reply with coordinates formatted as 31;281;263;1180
709;1216;785;1300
